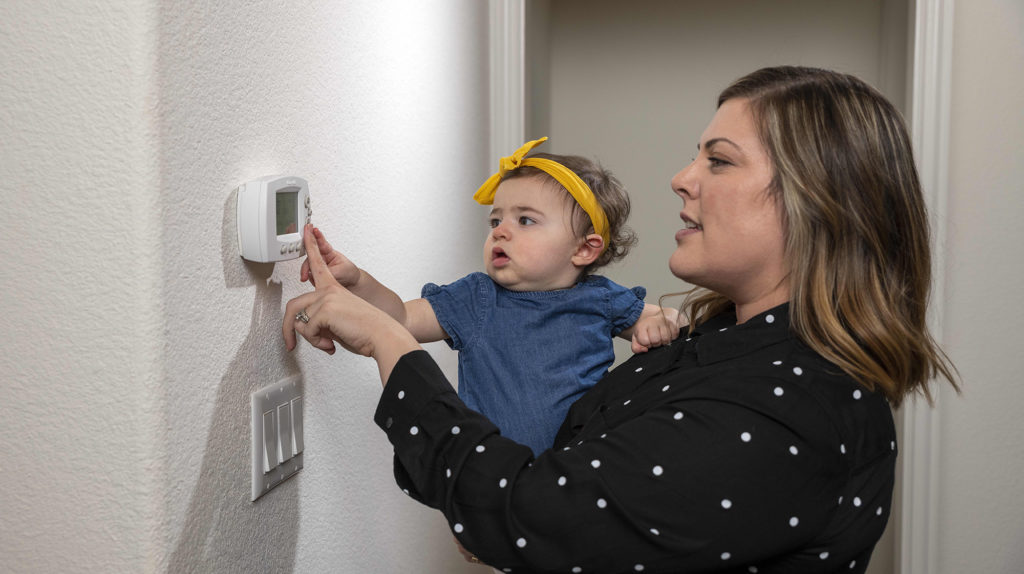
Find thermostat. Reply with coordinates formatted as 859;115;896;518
236;175;312;262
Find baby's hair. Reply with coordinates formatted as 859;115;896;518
501;152;637;275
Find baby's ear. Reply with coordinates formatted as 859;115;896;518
572;234;605;268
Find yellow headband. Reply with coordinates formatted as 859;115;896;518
473;137;610;252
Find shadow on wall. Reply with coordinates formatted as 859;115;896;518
166;191;301;572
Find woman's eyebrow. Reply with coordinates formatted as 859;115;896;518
699;137;742;152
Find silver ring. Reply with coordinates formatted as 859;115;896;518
295;309;310;324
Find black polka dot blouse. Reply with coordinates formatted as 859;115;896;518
374;303;897;573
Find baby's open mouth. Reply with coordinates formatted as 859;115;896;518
492;247;510;265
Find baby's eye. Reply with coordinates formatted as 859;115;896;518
488;218;501;228
518;216;536;226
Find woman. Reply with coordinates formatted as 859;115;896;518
284;66;958;573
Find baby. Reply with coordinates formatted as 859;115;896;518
303;138;679;455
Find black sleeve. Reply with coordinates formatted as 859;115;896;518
374;350;850;573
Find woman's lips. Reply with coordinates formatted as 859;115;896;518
675;227;701;242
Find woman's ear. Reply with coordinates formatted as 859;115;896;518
571;234;605;268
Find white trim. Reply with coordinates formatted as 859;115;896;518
900;0;954;573
488;0;526;162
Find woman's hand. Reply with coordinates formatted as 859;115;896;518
284;225;420;383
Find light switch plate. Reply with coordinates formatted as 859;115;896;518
251;374;304;501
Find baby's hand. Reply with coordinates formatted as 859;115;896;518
631;307;683;353
300;227;361;287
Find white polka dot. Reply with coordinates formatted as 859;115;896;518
503;570;512;573
820;552;830;560
397;390;405;399
600;433;607;439
499;478;508;488
853;389;862;400
623;399;631;406
749;568;759;573
773;360;783;366
577;441;584;446
721;552;731;560
652;465;664;476
789;445;799;455
721;499;733;509
476;445;486;453
891;441;896;450
446;468;451;478
839;496;844;505
597;498;607;509
674;411;684;420
558;476;567;486
634;565;645;572
662;385;670;392
591;459;601;469
853;497;862;507
719;327;728;332
403;488;409;495
650;528;660;536
409;426;419;435
774;386;784;397
685;337;692;342
840;444;847;454
635;367;643;373
766;314;775;323
741;432;752;443
876;506;883;516
563;446;571;451
573;568;582;574
789;516;799;527
454;523;464;533
451;426;461;435
516;537;527;548
849;561;857;569
793;367;804;376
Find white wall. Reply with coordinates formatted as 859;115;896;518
1;1;489;572
937;0;1024;572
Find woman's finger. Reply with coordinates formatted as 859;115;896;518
283;290;324;351
303;225;339;289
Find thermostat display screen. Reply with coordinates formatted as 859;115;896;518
276;190;299;236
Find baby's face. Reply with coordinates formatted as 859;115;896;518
483;177;584;292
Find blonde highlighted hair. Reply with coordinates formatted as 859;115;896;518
685;66;957;407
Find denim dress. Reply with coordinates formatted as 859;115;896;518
422;272;646;455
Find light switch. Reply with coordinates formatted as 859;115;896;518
291;396;304;454
277;402;293;463
251;374;304;501
262;410;278;474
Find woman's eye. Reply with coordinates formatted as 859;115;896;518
518;216;536;226
708;156;730;168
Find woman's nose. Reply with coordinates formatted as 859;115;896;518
671;161;697;200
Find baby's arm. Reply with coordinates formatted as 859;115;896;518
301;227;448;344
618;304;683;353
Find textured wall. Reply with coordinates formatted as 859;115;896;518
0;1;163;571
2;1;489;572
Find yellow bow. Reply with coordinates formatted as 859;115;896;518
473;137;610;251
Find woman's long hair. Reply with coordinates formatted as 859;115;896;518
685;66;958;407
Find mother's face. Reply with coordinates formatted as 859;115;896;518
669;98;788;308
